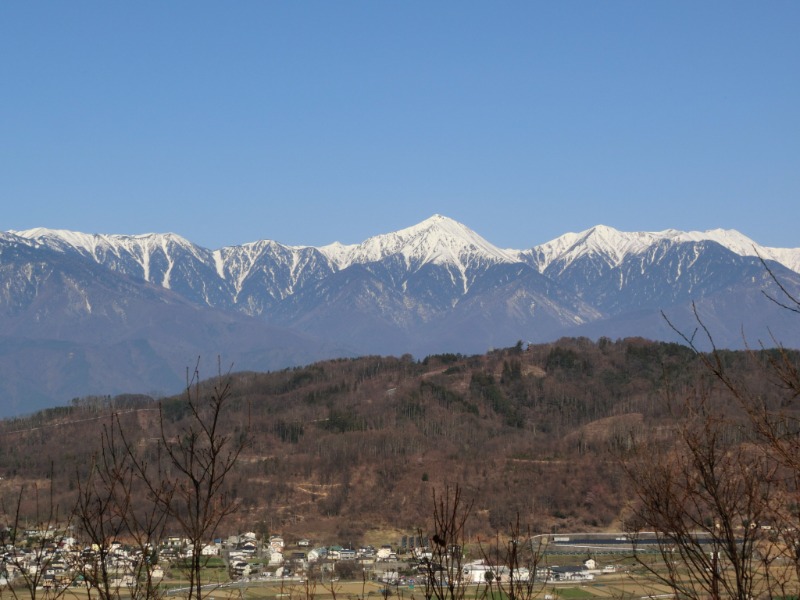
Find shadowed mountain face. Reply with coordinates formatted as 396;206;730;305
2;216;799;415
0;233;342;415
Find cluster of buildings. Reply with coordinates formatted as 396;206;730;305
222;532;407;580
0;528;165;590
1;526;617;591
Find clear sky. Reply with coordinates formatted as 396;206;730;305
1;2;798;250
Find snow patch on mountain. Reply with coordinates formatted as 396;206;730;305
214;239;324;300
0;231;35;247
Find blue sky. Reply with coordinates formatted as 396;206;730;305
1;2;798;250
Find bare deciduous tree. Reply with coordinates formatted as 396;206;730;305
420;485;472;600
478;516;548;600
121;360;248;600
622;390;779;600
75;416;169;600
622;273;800;600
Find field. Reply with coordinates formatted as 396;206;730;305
4;572;676;600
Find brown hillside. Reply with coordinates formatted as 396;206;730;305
0;338;792;546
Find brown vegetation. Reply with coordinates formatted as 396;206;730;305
0;337;797;544
618;282;800;600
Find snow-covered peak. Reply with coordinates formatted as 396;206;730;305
670;228;756;251
534;225;800;275
672;228;800;274
12;227;198;255
316;241;358;268
534;225;668;273
319;214;517;270
214;238;320;281
13;227;107;253
11;227;209;287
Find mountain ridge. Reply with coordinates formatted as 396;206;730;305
3;216;800;415
14;217;800;279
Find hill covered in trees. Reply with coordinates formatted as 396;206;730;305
0;337;790;545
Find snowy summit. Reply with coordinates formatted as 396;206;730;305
319;214;518;270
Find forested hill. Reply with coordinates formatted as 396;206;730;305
0;338;790;543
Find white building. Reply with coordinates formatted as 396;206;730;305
201;543;220;556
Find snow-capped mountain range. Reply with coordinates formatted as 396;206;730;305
2;215;799;415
